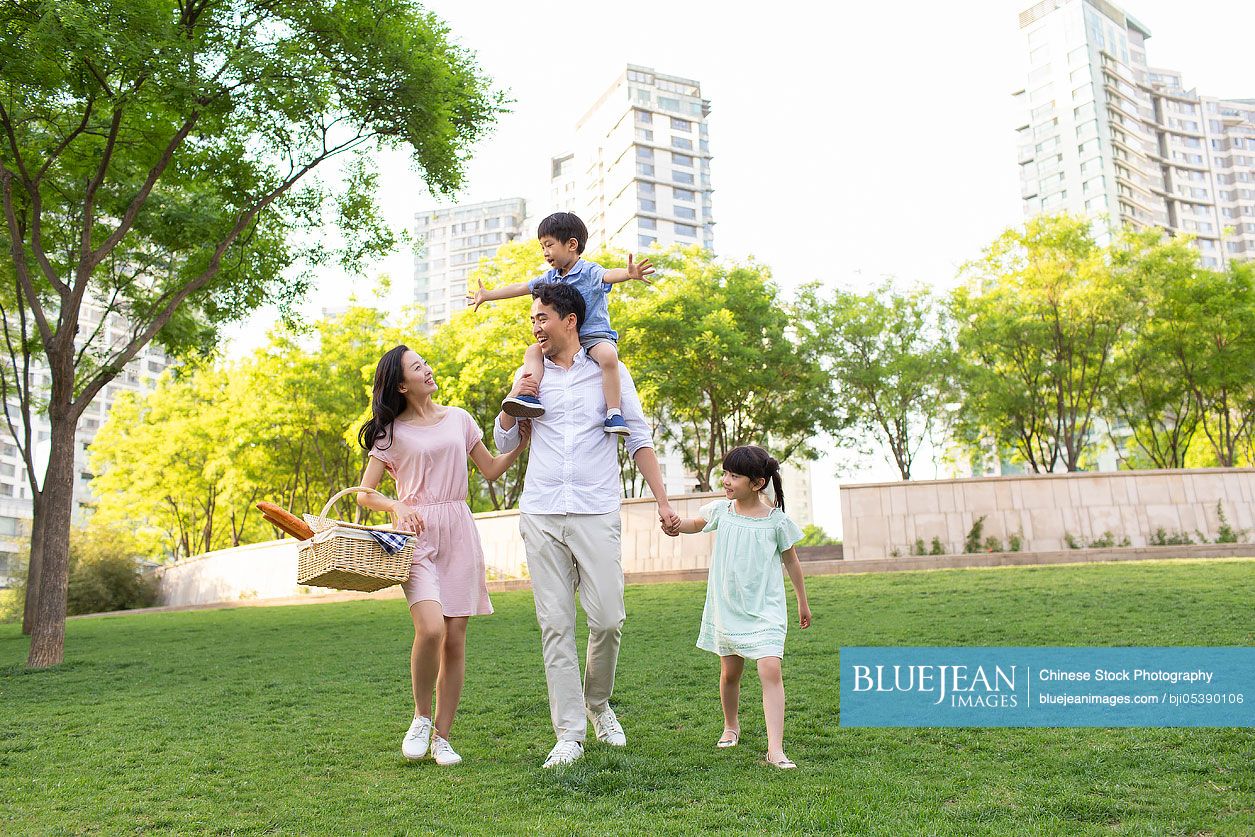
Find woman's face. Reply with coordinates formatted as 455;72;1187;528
398;350;437;398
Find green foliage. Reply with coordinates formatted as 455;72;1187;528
797;281;951;479
964;515;986;554
90;305;421;558
798;524;840;548
930;536;946;556
1150;528;1194;547
611;246;831;490
1008;532;1023;552
1064;532;1082;550
982;535;1004;553
65;524;157;615
911;538;926;556
1213;503;1247;544
951;214;1138;472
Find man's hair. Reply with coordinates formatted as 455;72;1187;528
532;281;586;330
537;212;588;254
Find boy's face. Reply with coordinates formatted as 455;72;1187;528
539;235;580;272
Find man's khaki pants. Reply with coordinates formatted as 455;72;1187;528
520;511;625;743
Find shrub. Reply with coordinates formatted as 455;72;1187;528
1214;503;1248;544
929;536;946;556
65;525;158;616
911;538;927;556
982;536;1004;553
964;516;986;554
1008;532;1023;552
1064;532;1082;550
1150;528;1193;546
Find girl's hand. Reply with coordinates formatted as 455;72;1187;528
518;419;532;447
798;604;812;629
391;502;426;535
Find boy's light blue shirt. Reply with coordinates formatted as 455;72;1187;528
527;259;616;340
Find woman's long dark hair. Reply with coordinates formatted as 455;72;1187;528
722;445;785;512
358;344;410;453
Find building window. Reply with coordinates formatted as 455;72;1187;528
639;218;657;230
673;188;695;202
658;96;680;112
637;146;653;160
639;198;656;212
671;136;694;151
638;181;656;196
638;235;656;248
675;206;696;220
634;108;653;125
636;163;655;177
673;171;695;185
636;128;653;142
674;223;697;237
670;117;692;132
672;153;693;168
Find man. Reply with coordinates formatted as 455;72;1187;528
495;282;681;768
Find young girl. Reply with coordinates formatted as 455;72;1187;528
357;345;529;766
670;445;812;769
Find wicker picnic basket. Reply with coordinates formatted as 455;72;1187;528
297;486;415;592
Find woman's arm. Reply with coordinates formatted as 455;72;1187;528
781;547;812;628
357;456;425;534
468;423;531;482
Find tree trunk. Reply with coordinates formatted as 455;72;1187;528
26;416;76;668
20;494;45;636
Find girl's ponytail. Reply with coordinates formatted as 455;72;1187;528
767;456;785;512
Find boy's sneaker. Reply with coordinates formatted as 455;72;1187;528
502;393;545;418
429;735;463;766
542;739;584;768
402;716;432;761
603;414;630;436
587;706;627;746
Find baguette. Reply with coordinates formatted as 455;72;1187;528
257;502;315;540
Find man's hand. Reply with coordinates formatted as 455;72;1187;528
626;254;655;285
467;279;490;312
658;503;681;537
512;372;539;399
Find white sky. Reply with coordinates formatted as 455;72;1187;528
225;0;1255;536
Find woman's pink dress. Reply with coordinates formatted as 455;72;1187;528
369;407;493;616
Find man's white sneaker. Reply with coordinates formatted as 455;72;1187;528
542;739;584;768
402;716;433;761
587;706;627;747
429;735;463;766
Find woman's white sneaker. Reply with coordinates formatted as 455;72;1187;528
429;735;463;766
402;716;433;760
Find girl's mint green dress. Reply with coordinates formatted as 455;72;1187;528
697;499;804;660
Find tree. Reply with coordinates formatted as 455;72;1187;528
0;1;501;666
1151;256;1255;467
797;281;950;480
90;305;422;557
612;247;832;491
1105;231;1202;468
950;214;1136;473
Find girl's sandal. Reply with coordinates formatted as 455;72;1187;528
766;754;797;769
716;729;740;748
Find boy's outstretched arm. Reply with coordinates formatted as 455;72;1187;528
603;254;655;286
468;278;532;311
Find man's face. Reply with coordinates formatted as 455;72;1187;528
539;235;580;272
531;297;575;358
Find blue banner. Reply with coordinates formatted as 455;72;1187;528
839;647;1253;727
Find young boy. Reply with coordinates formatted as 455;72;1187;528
468;212;654;436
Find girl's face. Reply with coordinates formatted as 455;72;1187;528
721;469;764;502
397;350;437;398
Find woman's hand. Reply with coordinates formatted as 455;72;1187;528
391;501;426;535
798;603;812;629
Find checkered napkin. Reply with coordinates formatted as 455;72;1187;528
367;530;413;554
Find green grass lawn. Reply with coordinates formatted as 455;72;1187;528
3;559;1254;835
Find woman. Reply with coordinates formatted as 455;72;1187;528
358;345;528;766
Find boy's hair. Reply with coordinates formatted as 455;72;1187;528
722;445;786;512
532;281;586;330
537;212;588;254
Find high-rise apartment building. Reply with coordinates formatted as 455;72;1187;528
552;65;715;253
413;198;527;330
1015;0;1255;267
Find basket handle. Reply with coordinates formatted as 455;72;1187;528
320;485;400;526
